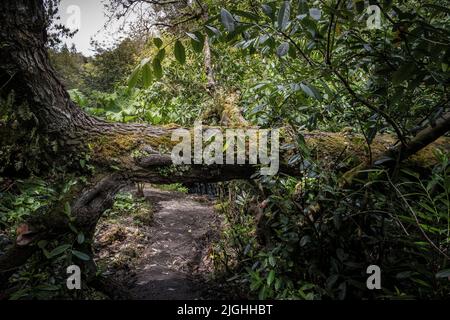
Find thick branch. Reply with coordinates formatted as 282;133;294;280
391;112;450;161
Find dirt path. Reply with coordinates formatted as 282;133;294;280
96;187;221;300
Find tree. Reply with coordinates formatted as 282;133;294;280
83;38;142;92
48;44;87;90
106;0;219;93
0;0;449;295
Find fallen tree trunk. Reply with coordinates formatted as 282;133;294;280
0;0;449;293
1;0;448;180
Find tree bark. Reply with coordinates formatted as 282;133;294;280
393;112;450;162
203;33;216;95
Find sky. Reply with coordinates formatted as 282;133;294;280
58;0;131;56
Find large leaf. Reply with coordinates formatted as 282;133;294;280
309;8;321;20
152;58;163;79
77;233;85;245
232;10;260;22
174;40;186;65
278;1;291;31
156;48;166;61
354;0;365;13
300;83;322;101
64;202;71;216
186;32;200;42
298;0;309;15
48;244;71;258
220;8;235;32
72;250;90;261
127;56;151;88
267;270;276;286
262;4;275;21
187;32;205;53
153;37;163;48
205;25;221;37
276;42;289;57
142;62;153;88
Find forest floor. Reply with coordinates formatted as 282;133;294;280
94;187;226;300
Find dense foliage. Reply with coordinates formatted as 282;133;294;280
1;0;449;300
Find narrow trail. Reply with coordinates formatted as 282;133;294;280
122;188;220;300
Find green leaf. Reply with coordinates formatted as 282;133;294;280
298;0;309;15
374;156;394;166
401;168;420;179
232;10;260;21
48;244;71;258
288;43;297;58
205;25;221;37
354;0;365;13
436;269;450;279
68;223;78;234
72;250;90;261
278;1;291;31
396;271;415;279
393;63;416;85
267;270;276;286
152;58;163;79
104;100;121;113
300;235;311;247
37;240;48;249
174;40;186;65
156;48;166;61
276;42;289;57
250;278;262;291
258;285;268;300
153;37;163;48
220;8;235;32
77;233;85;244
64;202;71;216
262;4;275;21
268;255;276;267
300;83;322;101
129;57;151;89
186;32;200;42
34;284;61;291
309;7;321;20
187;32;205;53
300;17;318;37
128;66;141;89
142;63;153;88
274;278;282;291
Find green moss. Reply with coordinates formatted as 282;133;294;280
304;132;449;169
144;135;174;151
90;132;175;167
306;132;355;163
408;138;449;168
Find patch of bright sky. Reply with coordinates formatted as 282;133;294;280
58;0;136;56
